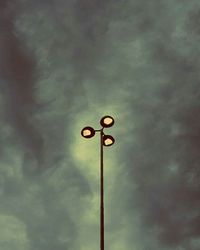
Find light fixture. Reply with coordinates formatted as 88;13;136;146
100;115;114;128
81;126;95;138
81;115;115;250
103;135;115;146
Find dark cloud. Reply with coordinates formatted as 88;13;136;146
0;0;44;174
1;0;200;249
117;2;200;249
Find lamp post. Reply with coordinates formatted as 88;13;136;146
81;115;115;250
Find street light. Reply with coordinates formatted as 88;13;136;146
81;126;95;138
81;115;115;250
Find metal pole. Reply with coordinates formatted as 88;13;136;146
100;129;104;250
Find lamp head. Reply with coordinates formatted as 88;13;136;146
81;126;95;138
103;134;115;146
100;115;114;128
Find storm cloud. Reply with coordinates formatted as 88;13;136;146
0;0;200;249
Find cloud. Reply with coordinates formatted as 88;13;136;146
0;0;44;174
1;0;200;250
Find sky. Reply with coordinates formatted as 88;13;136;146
0;0;200;249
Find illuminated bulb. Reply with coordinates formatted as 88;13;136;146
104;138;113;146
83;129;92;137
104;117;113;125
103;135;115;146
100;116;114;128
81;126;95;138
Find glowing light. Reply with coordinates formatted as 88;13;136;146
100;115;114;128
81;127;95;138
103;135;115;146
83;130;91;137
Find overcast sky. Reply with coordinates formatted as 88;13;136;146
0;0;200;249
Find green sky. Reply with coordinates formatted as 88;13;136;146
0;0;200;249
